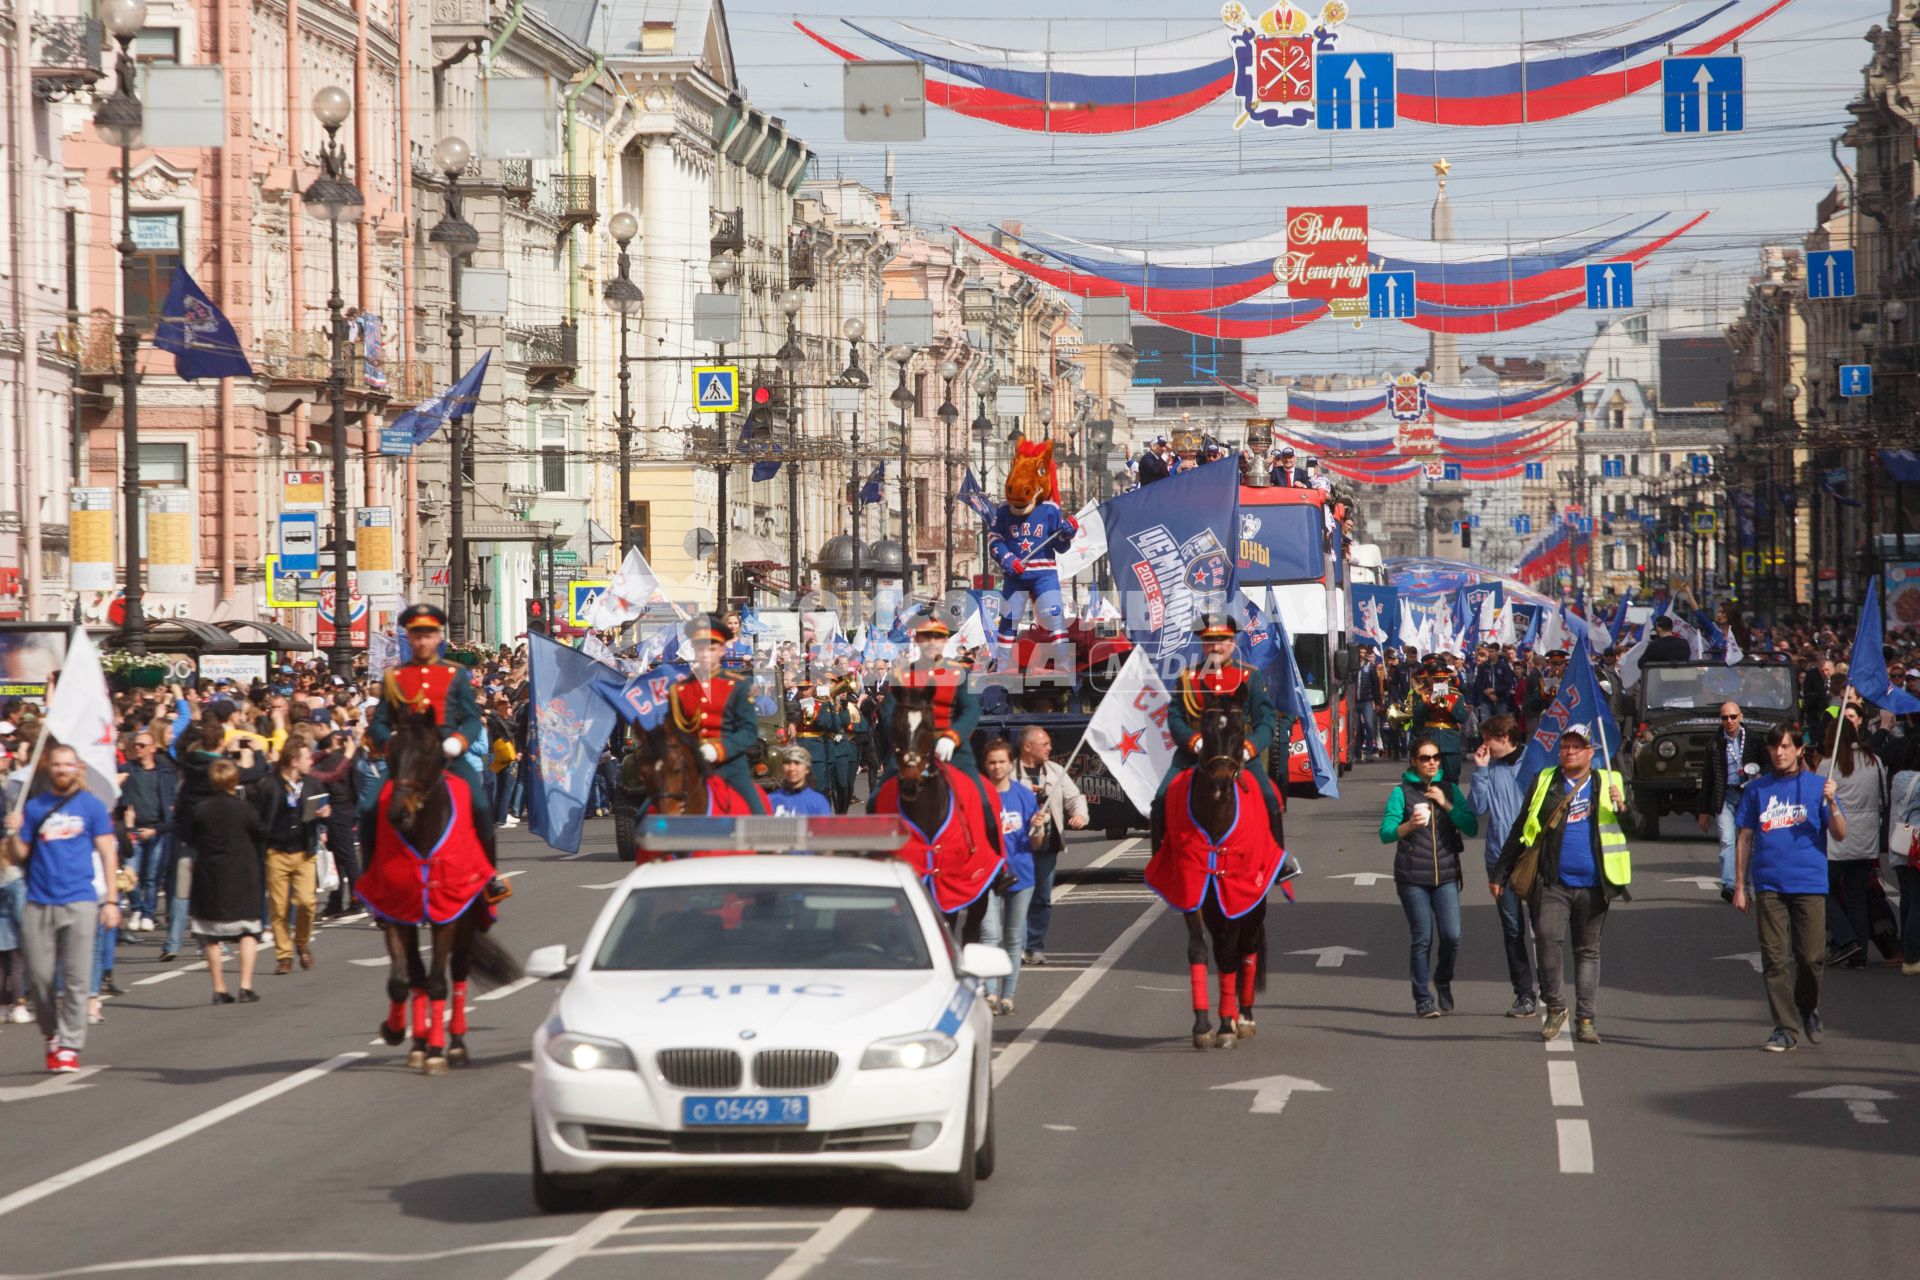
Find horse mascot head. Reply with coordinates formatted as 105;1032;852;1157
1005;439;1059;516
992;439;1073;644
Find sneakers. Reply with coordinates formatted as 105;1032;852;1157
499;815;520;829
1902;960;1920;976
1826;940;1863;967
49;1047;79;1073
1541;1006;1570;1042
1436;985;1454;1014
1415;1001;1440;1018
1764;1028;1796;1052
8;1003;30;1024
1574;1018;1601;1045
1506;994;1539;1019
237;989;260;1004
1027;950;1046;966
1803;1010;1823;1044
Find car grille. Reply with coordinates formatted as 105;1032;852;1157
752;1049;839;1090
578;1123;930;1156
655;1049;743;1090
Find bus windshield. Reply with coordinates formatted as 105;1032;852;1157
1236;504;1326;585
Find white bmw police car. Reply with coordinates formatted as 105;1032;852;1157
528;817;1008;1212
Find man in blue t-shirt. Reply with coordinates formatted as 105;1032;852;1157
2;745;120;1073
1734;726;1846;1053
768;746;832;820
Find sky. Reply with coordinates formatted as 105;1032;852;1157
697;0;1889;375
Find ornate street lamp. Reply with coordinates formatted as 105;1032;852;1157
839;317;868;609
938;357;961;590
95;0;147;650
889;345;915;584
777;288;807;594
300;86;364;675
603;210;643;560
428;135;477;639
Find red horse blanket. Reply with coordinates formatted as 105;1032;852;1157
872;766;1005;912
636;777;763;862
358;774;492;925
1145;770;1285;918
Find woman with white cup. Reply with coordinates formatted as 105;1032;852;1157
1380;735;1478;1017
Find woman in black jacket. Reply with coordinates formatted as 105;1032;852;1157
183;759;266;1004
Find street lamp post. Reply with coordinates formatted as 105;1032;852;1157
710;251;741;615
428;136;478;639
937;358;960;591
776;289;808;602
972;392;993;586
95;0;147;652
603;210;643;560
840;320;869;620
300;86;365;676
889;346;914;593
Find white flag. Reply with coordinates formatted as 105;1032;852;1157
1616;632;1651;693
1084;648;1177;816
1725;630;1744;665
1478;592;1498;643
583;547;660;631
1053;503;1107;582
44;628;121;804
944;606;990;659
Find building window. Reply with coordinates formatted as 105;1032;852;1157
1659;452;1671;474
914;477;930;527
626;500;652;561
1630;454;1641;477
1625;315;1648;345
1605;544;1621;571
1610;406;1626;430
133;28;180;62
126;211;182;331
538;413;569;493
137;441;188;556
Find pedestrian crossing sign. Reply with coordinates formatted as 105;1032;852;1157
693;365;740;413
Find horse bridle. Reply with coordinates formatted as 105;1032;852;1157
1199;702;1246;776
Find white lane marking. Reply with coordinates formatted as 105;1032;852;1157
760;1207;877;1280
612;1222;824;1236
500;870;526;879
0;1052;365;1219
1288;946;1366;969
578;881;626;890
0;1240;576;1277
477;976;540;1003
504;1209;643;1280
597;1244;798;1256
1794;1085;1897;1125
1328;872;1390;886
1716;952;1764;974
1556;1118;1594;1174
0;1067;106;1104
134;961;207;987
1547;1060;1584;1107
1136;984;1184;993
1046;838;1141;907
1042;1124;1078;1131
559;849;597;861
351;958;389;968
1213;1075;1330;1116
1544;1034;1573;1053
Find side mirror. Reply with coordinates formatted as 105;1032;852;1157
526;943;571;980
1333;648;1352;682
958;942;1012;980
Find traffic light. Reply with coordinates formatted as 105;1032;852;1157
744;379;776;439
526;598;546;636
1459;521;1472;549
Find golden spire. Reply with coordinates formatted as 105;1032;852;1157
1433;157;1451;184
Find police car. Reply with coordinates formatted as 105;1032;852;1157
527;816;1009;1212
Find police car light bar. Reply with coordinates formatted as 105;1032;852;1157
636;815;911;854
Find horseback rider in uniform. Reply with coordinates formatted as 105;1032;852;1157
871;617;998;835
1153;613;1286;851
668;615;770;815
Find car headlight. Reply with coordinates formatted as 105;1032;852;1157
1656;739;1679;759
860;1032;958;1071
544;1030;638;1073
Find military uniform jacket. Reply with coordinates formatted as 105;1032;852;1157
1166;660;1278;772
881;661;980;757
372;658;484;758
669;669;761;764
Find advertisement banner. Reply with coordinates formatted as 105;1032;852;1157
146;490;195;595
1885;560;1920;632
318;580;369;649
70;488;115;591
1283;206;1369;317
283;470;325;512
355;507;396;597
197;653;269;685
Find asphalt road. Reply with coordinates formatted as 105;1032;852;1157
1;762;1915;1280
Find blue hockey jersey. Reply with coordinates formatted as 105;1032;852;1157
988;502;1075;572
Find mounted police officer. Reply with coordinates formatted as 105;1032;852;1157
370;604;487;814
878;617;981;777
1157;613;1286;836
668;614;769;814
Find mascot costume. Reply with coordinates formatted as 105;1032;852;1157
987;439;1077;642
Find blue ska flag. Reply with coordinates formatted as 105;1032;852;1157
1847;579;1920;715
859;463;886;505
1351;583;1398;648
394;352;491;446
1520;633;1623;786
957;468;996;523
1267;602;1339;799
605;661;692;729
524;632;623;854
153;266;255;380
1100;458;1241;668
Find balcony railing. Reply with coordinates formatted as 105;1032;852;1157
789;233;817;289
711;207;745;257
507;317;579;384
533;176;597;243
31;16;103;101
501;159;535;203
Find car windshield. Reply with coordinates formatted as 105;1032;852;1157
1642;664;1795;712
593;884;932;971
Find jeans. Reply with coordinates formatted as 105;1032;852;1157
1026;850;1059;952
166;856;190;954
1826;860;1874;952
1532;882;1608;1021
1394;879;1461;1007
89;915;117;994
1494;879;1536;998
1358;703;1381;756
23;902;97;1051
980;886;1034;1001
1897;865;1920;962
1715;800;1739;890
132;833;172;921
1756;891;1824;1037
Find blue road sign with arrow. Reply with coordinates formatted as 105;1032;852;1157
1806;249;1856;299
1315;53;1395;130
1585;262;1634;309
1662;57;1743;133
1840;364;1872;397
1367;270;1416;319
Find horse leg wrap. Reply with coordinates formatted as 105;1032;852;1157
428;999;448;1052
410;991;429;1045
383;1001;406;1037
1239;955;1259;1009
450;981;469;1036
1189;963;1210;1012
1218;974;1240;1021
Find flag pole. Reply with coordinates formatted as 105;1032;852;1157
4;717;53;823
1823;685;1852;779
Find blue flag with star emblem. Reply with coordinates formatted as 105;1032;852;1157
1099;458;1241;671
600;661;691;729
524;632;623;854
153;266;255;380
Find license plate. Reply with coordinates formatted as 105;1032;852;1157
682;1095;809;1127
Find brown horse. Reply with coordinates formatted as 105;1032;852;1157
365;707;519;1074
1149;692;1278;1050
872;686;1003;942
623;722;756;856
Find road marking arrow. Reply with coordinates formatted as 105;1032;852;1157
0;1066;104;1103
1213;1075;1330;1116
1666;876;1723;891
1794;1085;1896;1125
1716;952;1763;973
1328;872;1390;887
1288;946;1367;969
